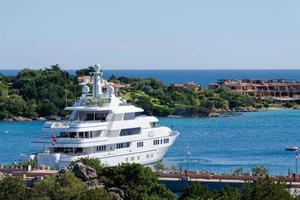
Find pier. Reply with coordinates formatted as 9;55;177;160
2;167;300;194
158;172;300;193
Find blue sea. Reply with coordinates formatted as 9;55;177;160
1;69;300;175
1;69;300;86
0;109;299;175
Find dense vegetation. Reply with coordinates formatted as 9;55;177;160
109;76;265;117
0;159;299;200
0;65;79;119
178;177;298;200
0;65;286;119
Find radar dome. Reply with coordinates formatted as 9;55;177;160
82;85;90;94
94;64;101;72
107;86;115;95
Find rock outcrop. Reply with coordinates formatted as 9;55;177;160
59;162;103;189
59;162;124;200
208;112;220;117
71;162;97;181
108;187;125;200
0;172;5;181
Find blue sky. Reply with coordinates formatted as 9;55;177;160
0;0;300;69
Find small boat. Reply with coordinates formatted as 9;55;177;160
285;146;298;151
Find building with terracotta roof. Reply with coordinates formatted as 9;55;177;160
209;79;300;101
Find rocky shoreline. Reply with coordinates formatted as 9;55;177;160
2;115;63;122
2;106;299;121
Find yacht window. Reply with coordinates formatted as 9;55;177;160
135;112;142;117
123;113;136;120
112;114;123;121
85;131;89;138
120;128;141;136
95;112;108;121
137;142;143;147
86;113;94;121
91;130;102;138
79;132;84;138
53;147;83;154
164;138;170;144
96;145;106;152
69;132;77;138
150;122;158;128
116;142;130;149
74;148;83;154
60;132;68;138
153;140;159;145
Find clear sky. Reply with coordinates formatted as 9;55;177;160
0;0;300;69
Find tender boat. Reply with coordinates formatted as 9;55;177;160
285;146;298;151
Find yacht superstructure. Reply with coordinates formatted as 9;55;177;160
32;64;179;169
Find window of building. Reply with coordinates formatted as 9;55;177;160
146;154;150;159
164;138;170;144
137;142;143;147
153;140;159;145
131;157;134;161
120;128;141;136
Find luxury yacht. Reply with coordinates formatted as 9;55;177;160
32;64;179;169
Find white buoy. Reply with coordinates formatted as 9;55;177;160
4;130;8;134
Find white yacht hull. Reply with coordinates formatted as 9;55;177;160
37;138;175;169
32;65;180;170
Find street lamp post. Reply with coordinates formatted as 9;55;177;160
296;151;299;176
185;146;191;175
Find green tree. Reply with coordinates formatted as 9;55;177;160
32;172;87;200
74;188;112;200
100;163;176;200
153;161;167;173
179;182;215;200
0;176;31;200
0;81;8;97
251;166;269;176
232;167;244;175
241;177;293;200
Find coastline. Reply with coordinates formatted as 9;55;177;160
1;106;299;122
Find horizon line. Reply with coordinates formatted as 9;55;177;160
1;67;300;70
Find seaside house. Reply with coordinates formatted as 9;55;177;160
209;79;300;102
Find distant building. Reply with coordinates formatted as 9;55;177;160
77;75;128;94
209;79;300;101
78;76;92;85
173;82;202;92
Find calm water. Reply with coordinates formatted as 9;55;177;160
1;69;300;86
0;109;299;175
